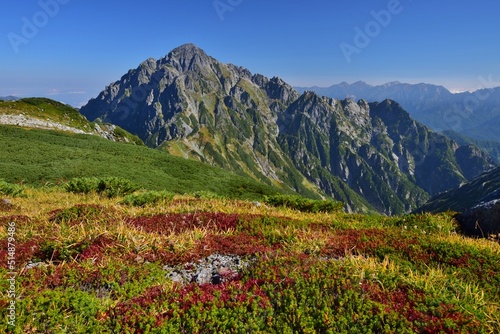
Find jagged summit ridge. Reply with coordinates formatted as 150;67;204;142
163;43;213;73
80;44;493;215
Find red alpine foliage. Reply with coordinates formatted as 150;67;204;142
320;228;417;258
0;215;31;226
0;236;42;269
136;232;270;266
362;282;480;333
195;233;271;258
320;228;387;257
78;234;119;262
106;278;271;332
126;212;242;234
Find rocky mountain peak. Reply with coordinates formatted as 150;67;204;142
169;43;207;58
370;99;413;124
80;44;495;215
163;43;212;73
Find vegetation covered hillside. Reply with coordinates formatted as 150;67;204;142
0;98;143;145
0;125;279;200
0;183;499;333
418;166;500;213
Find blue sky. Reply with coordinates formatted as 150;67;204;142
1;0;499;106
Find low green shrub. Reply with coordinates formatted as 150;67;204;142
64;177;138;198
192;190;225;200
49;204;108;224
64;177;99;194
0;179;26;197
264;195;343;213
96;177;138;198
121;191;175;207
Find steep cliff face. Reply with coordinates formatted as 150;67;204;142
297;81;500;143
276;95;491;214
417;166;500;238
81;44;494;215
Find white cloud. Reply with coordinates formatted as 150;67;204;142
46;88;61;95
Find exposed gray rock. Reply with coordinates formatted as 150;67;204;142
0;113;139;145
456;200;500;237
163;253;254;285
296;81;500;144
0;114;92;135
1;198;12;205
93;123;133;142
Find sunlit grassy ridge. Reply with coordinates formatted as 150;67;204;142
0;125;279;200
0;98;91;131
1;187;499;333
0;98;144;145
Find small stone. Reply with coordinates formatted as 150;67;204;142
25;262;46;270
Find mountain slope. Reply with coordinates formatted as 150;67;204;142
80;44;494;215
417;166;500;213
0;124;279;200
297;82;500;143
443;130;500;164
0;98;143;144
277;94;492;214
0;95;18;101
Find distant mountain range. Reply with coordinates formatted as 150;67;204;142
80;44;494;215
0;96;18;101
296;81;500;145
